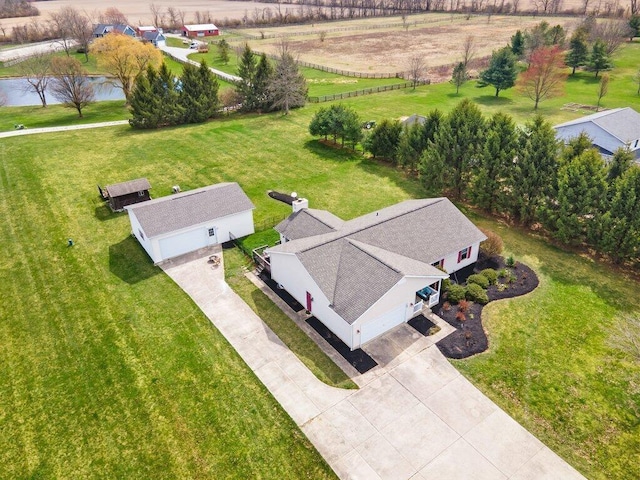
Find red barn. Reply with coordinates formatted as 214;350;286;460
181;24;219;38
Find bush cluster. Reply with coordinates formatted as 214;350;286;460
465;283;489;304
480;268;498;285
467;273;490;289
446;284;466;303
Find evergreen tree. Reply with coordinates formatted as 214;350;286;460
236;43;257;111
552;150;608;246
309;104;361;148
607;147;634;183
217;38;230;65
253;54;274;112
397;122;427;170
565;28;589;75
468;112;517;213
479;47;517;97
559;132;595;166
179;61;219;123
309;106;331;141
511;30;525;58
422;109;443;145
364;118;402;162
153;62;183;126
420;99;485;198
129;65;161;129
451;62;467;94
629;14;640;39
588;39;612;78
598;166;640;263
506;115;559;225
268;51;307;114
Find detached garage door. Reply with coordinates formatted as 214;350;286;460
159;229;207;261
360;304;406;345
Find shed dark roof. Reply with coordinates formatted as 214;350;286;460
105;178;151;198
127;182;254;238
269;198;482;323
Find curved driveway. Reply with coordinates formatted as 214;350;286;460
162;248;586;480
159;44;241;83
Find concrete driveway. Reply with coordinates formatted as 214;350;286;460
162;249;585;480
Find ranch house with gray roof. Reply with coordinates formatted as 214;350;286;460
266;197;486;350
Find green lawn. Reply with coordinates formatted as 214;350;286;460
2;100;639;477
224;245;356;389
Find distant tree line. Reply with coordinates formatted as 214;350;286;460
0;0;38;20
310;99;640;265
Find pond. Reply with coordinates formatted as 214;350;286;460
0;76;125;106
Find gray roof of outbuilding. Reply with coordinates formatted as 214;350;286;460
105;178;151;198
554;107;640;144
269;197;482;323
127;182;254;238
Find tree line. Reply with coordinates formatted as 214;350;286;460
448;18;639;110
309;99;640;265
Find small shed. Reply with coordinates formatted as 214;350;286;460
103;178;151;212
181;24;219;37
126;182;255;264
136;25;158;36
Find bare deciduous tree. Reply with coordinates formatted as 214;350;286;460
67;8;93;62
596;73;609;111
99;7;128;25
592;20;633;56
462;35;476;68
50;56;95;117
149;3;164;27
268;40;307;114
406;54;426;89
49;7;75;56
18;52;51;107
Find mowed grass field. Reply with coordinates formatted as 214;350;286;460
2;38;640;480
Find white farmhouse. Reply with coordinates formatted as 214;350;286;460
266;197;486;350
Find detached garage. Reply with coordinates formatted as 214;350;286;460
126;182;255;264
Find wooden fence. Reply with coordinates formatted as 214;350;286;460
308;80;429;103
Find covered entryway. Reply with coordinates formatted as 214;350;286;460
159;229;207;261
360;304;406;345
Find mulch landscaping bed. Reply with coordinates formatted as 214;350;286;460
436;255;539;359
306;316;378;374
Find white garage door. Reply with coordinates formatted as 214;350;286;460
159;229;207;261
360;304;406;345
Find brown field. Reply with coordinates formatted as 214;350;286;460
242;14;576;75
2;0;633;32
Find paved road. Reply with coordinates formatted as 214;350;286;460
159;44;241;83
162;248;586;480
0;120;129;139
0;40;77;63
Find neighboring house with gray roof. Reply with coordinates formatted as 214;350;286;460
266;197;486;349
126;182;254;263
92;24;136;38
554;107;640;160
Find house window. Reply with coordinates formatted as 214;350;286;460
458;246;472;263
208;227;216;237
431;259;444;269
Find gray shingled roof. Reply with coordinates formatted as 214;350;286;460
554;107;640;144
105;178;151;198
269;197;483;323
127;183;254;237
275;208;344;241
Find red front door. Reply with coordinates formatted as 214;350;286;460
306;291;313;312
